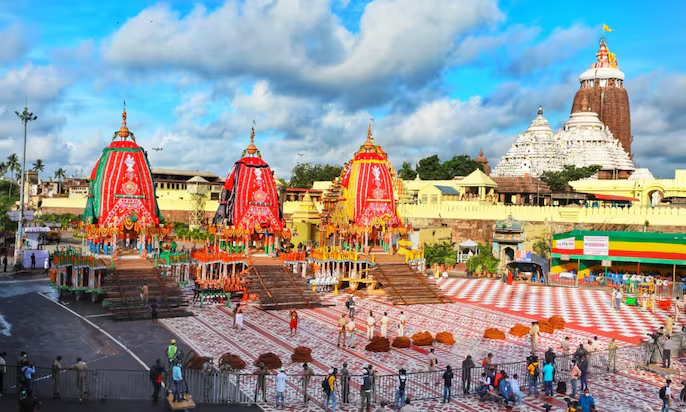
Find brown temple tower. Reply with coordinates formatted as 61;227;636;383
570;37;632;156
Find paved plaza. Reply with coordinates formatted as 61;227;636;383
1;272;685;411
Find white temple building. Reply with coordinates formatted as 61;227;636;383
491;106;565;178
493;101;636;180
558;98;635;179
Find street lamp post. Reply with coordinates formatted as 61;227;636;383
14;105;38;267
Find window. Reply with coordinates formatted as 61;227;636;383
430;194;438;204
210;192;219;201
421;195;427;204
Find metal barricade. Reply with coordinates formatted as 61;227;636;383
1;346;644;406
548;272;578;288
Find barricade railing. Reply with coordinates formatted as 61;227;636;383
2;345;644;406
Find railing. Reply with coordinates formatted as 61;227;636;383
2;346;644;405
548;273;683;299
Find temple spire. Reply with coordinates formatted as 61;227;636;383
118;101;131;139
246;125;258;155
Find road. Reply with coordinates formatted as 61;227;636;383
0;270;259;411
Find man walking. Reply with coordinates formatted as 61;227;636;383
380;312;389;338
2;255;7;272
30;253;36;270
337;314;347;347
530;322;540;353
663;335;679;369
72;357;88;401
366;311;376;340
543;361;554;397
172;361;183;403
254;362;268;403
52;356;63;398
340;362;350;404
324;368;337;411
442;365;454;403
659;379;672;412
347;295;355;320
461;355;475;394
302;363;313;403
141;283;149;304
570;359;581;398
360;369;372;412
346;316;356;348
275;367;287;409
395;368;408;410
428;348;438;371
167;339;178;368
149;359;165;402
608;338;618;372
398;311;406;337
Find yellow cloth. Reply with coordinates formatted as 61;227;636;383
603;24;614;32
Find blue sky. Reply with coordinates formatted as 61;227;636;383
0;0;685;180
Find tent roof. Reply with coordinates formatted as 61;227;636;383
459;169;498;187
459;239;478;248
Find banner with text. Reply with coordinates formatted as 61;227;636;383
583;236;609;256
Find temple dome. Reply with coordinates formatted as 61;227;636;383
213;127;284;233
83;105;161;227
492;106;565;178
557;105;635;174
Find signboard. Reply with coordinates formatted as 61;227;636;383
560;255;570;261
555;237;576;250
601;260;612;267
583;236;609;256
515;250;532;262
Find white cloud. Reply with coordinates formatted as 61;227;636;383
0;24;30;64
102;0;501;106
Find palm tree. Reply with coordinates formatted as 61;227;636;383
54;168;66;195
32;159;45;174
6;154;19;197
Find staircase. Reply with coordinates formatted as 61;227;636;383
102;256;192;321
371;254;451;305
244;260;320;310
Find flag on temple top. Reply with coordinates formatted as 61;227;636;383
603;24;614;32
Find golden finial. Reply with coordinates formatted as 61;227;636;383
246;126;258;155
363;122;374;151
118;100;130;139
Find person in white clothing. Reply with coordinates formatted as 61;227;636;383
380;312;389;338
398;311;406;337
615;288;622;311
428;348;438;371
346;318;356;348
610;288;617;309
366;311;376;340
275;368;287;408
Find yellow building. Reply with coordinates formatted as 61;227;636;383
570;169;686;208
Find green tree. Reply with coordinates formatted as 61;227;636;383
442;154;483;178
6;154;19;197
465;242;500;274
540;165;602;191
532;238;551;259
424;241;455;267
289;163;342;188
32;159;45;173
413;154;483;180
54;168;67;195
397;161;417;180
415;155;444;180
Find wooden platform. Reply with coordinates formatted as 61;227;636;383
102;255;192;321
371;255;451;305
244;260;321;310
167;393;196;411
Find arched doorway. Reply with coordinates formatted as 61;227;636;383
649;190;663;208
503;246;515;262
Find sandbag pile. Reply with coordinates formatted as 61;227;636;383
392;336;411;348
435;331;455;345
365;337;391;352
484;328;506;340
411;331;434;346
509;324;531;337
254;353;282;370
291;346;314;363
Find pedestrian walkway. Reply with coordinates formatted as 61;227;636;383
0;397;260;412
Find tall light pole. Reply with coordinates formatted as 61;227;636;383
14;104;38;266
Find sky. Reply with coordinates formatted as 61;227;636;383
0;0;685;181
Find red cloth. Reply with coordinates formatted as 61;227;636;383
507;271;513;285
